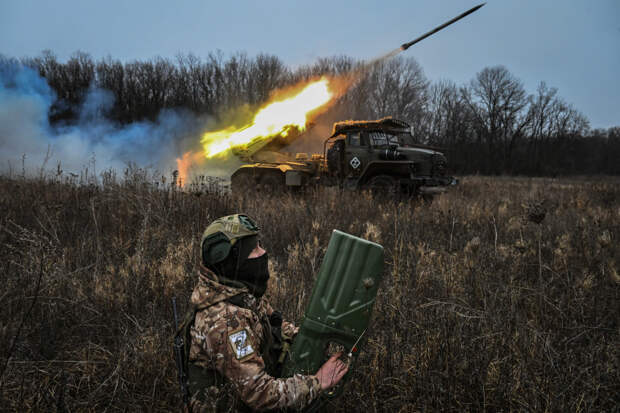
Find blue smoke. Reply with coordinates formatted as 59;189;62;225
0;59;203;177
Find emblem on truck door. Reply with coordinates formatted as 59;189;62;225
350;157;361;169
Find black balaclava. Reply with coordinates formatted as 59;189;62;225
209;235;270;298
235;252;270;298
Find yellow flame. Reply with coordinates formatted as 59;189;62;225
201;78;333;158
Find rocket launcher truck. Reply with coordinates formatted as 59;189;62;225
230;117;458;196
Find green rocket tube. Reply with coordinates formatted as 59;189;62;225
282;230;384;399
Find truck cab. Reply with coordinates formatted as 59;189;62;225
325;117;457;193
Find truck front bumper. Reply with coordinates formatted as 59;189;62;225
411;176;458;187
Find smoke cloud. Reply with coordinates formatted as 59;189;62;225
0;51;397;183
0;61;220;180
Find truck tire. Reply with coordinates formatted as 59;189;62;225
421;194;434;204
231;171;255;194
365;175;398;195
259;172;284;194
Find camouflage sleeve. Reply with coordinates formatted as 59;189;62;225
282;320;299;338
261;298;276;316
200;304;321;411
261;298;299;338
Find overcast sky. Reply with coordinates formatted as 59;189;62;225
1;0;618;128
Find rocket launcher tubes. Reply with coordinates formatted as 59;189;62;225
282;230;384;394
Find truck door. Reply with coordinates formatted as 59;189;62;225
345;132;368;178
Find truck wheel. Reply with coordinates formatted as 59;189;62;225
366;175;397;194
231;172;255;194
259;173;284;194
421;194;434;204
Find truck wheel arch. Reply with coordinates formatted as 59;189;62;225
358;161;412;186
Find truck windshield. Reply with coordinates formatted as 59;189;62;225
369;131;399;147
397;132;416;147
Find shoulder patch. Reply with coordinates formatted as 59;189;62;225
228;328;255;361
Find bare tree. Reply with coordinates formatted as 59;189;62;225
95;57;127;121
366;57;429;134
462;66;531;173
427;80;474;147
248;54;288;104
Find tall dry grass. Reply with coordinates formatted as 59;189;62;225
0;172;618;411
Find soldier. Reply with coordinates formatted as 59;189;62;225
179;214;348;412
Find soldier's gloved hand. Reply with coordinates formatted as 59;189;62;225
314;352;348;390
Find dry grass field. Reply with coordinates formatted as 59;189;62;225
0;172;618;412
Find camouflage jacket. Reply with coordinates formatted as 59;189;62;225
187;265;321;412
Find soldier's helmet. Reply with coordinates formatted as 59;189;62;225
201;214;260;268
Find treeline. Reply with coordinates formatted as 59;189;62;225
5;51;620;175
